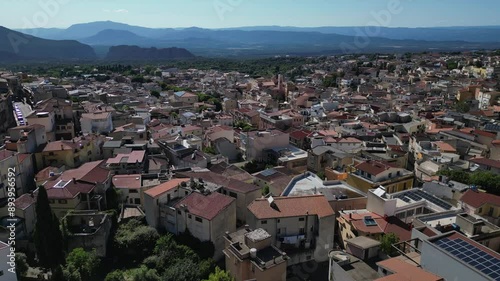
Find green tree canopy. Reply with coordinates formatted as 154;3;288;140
114;219;160;264
63;248;100;281
203;267;234;281
380;233;400;256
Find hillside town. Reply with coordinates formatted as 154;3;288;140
1;51;500;281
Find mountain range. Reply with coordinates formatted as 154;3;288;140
4;21;500;61
0;26;96;61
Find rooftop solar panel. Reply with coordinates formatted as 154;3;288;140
434;237;500;280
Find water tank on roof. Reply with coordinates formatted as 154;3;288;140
250;248;257;259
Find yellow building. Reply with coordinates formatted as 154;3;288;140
37;135;100;169
346;160;414;194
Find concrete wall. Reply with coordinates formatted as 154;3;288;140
366;191;397;217
210;201;236;260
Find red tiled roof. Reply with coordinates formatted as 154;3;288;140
113;174;142;189
0;149;16;161
59;160;110;184
474;129;496;139
470;157;500;169
15;191;38;210
175;192;235;221
44;179;95;199
460;189;500;208
433;141;457;153
17;153;31;163
144;178;190;198
289;130;312;140
339;212;411;241
355;160;397;176
248;195;334;219
43;136;91;152
375;258;443;281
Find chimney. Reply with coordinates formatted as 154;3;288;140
349;213;352;219
72;178;76;184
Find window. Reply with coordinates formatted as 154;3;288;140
195;217;202;223
188;214;192;219
134;198;140;204
299;217;305;222
177;210;181;215
58;200;67;204
299;228;305;234
277;228;281;234
229;192;237;198
478;208;482;213
130;189;138;193
49;200;55;204
261;220;267;225
49;152;54;156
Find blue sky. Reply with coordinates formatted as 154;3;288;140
2;0;500;29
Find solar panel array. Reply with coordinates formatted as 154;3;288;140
393;190;453;210
260;169;277;177
434;238;500;280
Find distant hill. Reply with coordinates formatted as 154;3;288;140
10;21;500;58
223;26;500;43
106;45;195;60
0;26;96;60
80;29;155;46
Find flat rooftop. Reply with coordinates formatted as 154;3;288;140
282;172;366;201
329;251;380;281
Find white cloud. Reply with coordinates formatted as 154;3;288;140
103;9;129;14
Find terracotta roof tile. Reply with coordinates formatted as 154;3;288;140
113;174;142;189
248;195;334;219
470;157;500;169
375;258;443;281
460;189;500;208
175;192;235;221
144;178;190;198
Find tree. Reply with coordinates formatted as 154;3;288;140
203;267;234;281
34;186;65;269
150;90;160;99
114;219;159;264
455;101;470;113
162;259;202;281
380;233;400;256
262;184;270;196
63;248;100;281
105;270;124;281
15;253;29;277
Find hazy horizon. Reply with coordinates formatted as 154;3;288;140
2;0;500;30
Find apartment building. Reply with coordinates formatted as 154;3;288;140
247;195;335;265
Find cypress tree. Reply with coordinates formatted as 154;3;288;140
34;186;65;269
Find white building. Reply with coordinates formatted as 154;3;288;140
80;112;113;134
